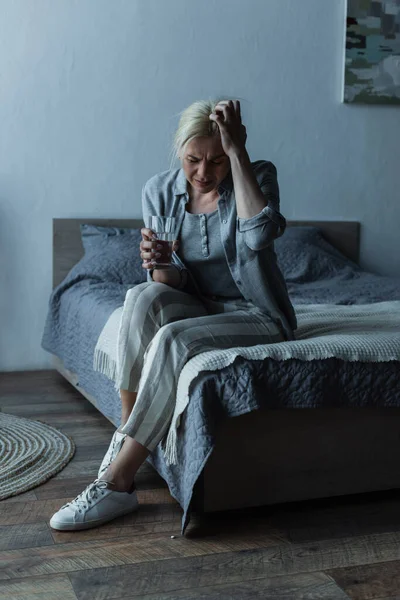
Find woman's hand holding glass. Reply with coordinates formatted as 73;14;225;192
140;228;179;271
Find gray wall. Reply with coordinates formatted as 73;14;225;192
0;0;399;371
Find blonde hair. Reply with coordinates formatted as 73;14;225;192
168;97;244;170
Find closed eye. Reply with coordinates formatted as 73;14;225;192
187;159;223;164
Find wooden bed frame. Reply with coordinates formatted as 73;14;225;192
52;218;400;514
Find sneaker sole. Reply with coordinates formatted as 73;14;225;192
49;498;139;531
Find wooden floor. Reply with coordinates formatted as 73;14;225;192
1;372;400;600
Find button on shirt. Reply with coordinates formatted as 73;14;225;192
142;159;297;340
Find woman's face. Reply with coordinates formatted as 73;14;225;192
180;136;231;196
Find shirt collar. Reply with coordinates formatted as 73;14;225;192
173;167;233;196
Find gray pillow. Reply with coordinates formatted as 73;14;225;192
80;224;146;284
275;226;360;283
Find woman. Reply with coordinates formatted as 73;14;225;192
49;98;297;532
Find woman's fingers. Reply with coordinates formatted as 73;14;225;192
142;260;154;269
141;234;179;252
141;241;163;252
142;247;158;269
140;232;163;267
141;227;157;240
140;229;179;269
234;100;241;119
214;99;241;124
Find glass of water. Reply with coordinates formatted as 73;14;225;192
147;216;177;270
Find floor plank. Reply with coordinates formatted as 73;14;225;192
0;573;78;600
0;523;54;551
112;572;351;600
1;490;38;504
327;559;400;600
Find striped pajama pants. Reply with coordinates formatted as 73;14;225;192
117;282;284;452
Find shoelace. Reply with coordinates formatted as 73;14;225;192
60;479;115;512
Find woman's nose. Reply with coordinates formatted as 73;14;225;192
197;162;209;177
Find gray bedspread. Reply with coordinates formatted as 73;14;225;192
41;226;400;535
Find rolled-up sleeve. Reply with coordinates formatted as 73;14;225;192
236;161;286;251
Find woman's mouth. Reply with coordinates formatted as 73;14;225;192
196;179;211;186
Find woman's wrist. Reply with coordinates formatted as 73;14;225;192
150;265;182;288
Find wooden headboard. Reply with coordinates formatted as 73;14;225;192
53;218;360;289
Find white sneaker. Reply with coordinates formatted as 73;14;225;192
98;430;127;478
49;478;138;531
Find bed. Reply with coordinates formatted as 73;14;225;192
42;218;400;535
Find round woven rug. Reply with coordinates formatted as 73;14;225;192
0;412;76;500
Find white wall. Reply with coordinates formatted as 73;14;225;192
0;0;399;372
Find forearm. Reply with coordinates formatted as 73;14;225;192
229;148;268;219
150;266;182;288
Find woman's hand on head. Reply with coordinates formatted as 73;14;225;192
209;99;247;158
140;228;179;270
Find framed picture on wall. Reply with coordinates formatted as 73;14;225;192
343;0;400;104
